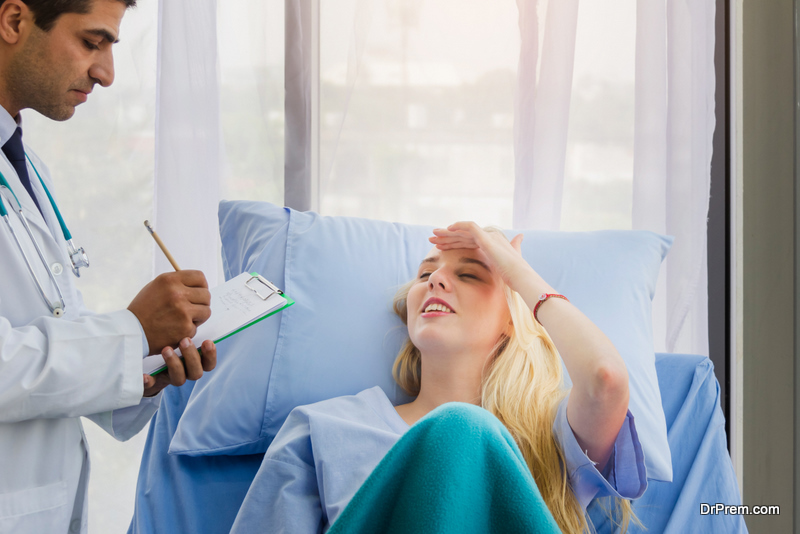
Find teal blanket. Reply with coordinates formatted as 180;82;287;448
327;403;562;534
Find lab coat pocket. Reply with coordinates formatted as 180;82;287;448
0;480;70;531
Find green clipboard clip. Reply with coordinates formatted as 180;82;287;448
148;272;293;376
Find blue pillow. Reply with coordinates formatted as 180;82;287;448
169;201;290;455
170;201;674;482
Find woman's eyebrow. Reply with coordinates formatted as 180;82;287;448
459;257;491;272
419;256;439;267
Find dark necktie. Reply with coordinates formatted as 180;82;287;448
2;127;42;215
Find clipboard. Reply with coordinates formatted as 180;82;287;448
143;272;294;376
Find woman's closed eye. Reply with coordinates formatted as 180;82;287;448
418;271;480;281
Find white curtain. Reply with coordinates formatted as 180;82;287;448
512;0;715;356
631;0;715;356
154;0;221;281
513;0;580;231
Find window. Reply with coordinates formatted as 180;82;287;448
317;1;638;232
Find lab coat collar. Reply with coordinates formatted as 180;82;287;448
0;104;21;146
0;107;65;267
0;107;53;237
0;147;56;244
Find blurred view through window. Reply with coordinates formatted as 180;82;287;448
320;0;636;231
321;0;519;227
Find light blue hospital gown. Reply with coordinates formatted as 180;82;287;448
231;386;647;534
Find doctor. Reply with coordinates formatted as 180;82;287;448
0;0;217;532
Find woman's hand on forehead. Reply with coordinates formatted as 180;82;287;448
429;222;528;288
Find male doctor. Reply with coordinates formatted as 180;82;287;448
0;0;217;532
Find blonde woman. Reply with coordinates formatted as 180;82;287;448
231;223;646;533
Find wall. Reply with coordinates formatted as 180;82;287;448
741;0;795;531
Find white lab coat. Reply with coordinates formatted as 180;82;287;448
0;146;159;534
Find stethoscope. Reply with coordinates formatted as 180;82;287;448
0;153;89;318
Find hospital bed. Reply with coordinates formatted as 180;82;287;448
128;202;745;533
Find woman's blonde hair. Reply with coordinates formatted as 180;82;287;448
391;230;635;533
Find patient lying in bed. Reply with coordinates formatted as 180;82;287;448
230;223;647;534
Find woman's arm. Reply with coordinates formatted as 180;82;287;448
430;222;629;470
510;263;629;470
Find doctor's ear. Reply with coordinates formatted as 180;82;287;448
0;0;30;46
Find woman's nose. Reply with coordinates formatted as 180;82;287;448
427;270;449;291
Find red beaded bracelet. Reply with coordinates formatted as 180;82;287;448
533;293;569;323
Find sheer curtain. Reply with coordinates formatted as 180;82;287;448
153;0;221;280
631;0;715;356
513;0;579;231
512;0;715;356
155;0;286;280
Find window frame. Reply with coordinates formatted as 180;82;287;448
708;0;731;448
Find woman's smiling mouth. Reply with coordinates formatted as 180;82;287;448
421;298;456;317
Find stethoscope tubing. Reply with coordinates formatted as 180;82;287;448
0;153;78;317
1;206;65;317
25;153;72;241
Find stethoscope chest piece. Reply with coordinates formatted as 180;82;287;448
67;239;89;277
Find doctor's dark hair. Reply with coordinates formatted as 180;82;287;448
0;0;136;31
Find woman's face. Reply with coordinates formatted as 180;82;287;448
406;246;512;359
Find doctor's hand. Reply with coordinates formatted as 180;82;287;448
128;270;212;355
142;338;217;397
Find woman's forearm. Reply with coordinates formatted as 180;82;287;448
509;263;627;388
509;263;630;467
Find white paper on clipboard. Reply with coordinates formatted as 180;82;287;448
142;272;289;376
